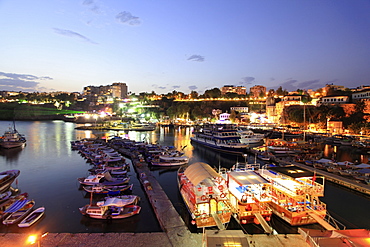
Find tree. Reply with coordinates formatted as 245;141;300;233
276;86;287;96
189;91;198;99
203;88;221;98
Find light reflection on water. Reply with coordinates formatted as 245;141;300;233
1;121;369;234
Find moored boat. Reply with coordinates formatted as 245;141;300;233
83;184;133;195
18;207;45;227
77;171;130;186
2;199;35;225
257;165;327;226
237;127;265;145
79;196;141;220
177;162;232;229
190;124;249;155
222;164;273;226
0;170;20;194
0;125;26;149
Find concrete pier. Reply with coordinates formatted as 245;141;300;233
115;145;202;246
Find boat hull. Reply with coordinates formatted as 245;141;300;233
18;207;45;227
79;204;141;219
0;170;20;194
269;202;326;226
190;137;248;155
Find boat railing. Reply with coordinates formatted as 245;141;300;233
323;210;346;230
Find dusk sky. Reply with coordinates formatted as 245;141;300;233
1;0;370;94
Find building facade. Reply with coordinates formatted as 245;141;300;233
250;85;266;98
221;85;247;95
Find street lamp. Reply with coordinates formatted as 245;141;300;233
243;154;248;164
27;233;48;247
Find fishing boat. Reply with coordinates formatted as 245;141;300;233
177;162;232;229
150;155;189;167
0;191;12;203
130;123;156;131
2;199;35;225
236;127;265;145
77;171;130;186
221;163;273;226
0;193;28;216
0;170;20;194
82;184;133;195
0;124;26;149
257;165;327;226
18;207;45;227
190;124;249;155
79;196;141;220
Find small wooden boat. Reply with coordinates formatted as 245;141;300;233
2;200;35;225
77;171;130;186
0;191;12;203
83;184;133;195
0;170;20;194
18;207;45;227
79;196;141;219
0;193;28;221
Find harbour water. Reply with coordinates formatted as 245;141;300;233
0;121;369;234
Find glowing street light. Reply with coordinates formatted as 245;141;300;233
27;233;48;247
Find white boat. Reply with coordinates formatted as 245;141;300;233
150;154;189;167
130;123;156;131
0;170;20;194
237;127;265;145
2;200;35;225
79;196;140;220
18;207;45;227
83;184;133;195
190;124;249;155
0;125;26;149
77;171;130;186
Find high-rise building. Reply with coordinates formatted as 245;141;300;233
112;82;128;99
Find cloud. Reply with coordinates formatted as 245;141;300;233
82;0;101;14
296;80;322;90
53;28;98;44
189;85;198;90
240;77;255;85
116;11;141;26
187;55;205;62
0;72;53;92
151;84;166;90
172;85;180;89
280;79;298;91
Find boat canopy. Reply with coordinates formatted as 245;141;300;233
184;162;221;186
104;172;114;182
267;165;314;178
4;199;30;213
229;170;269;185
98;197;134;207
